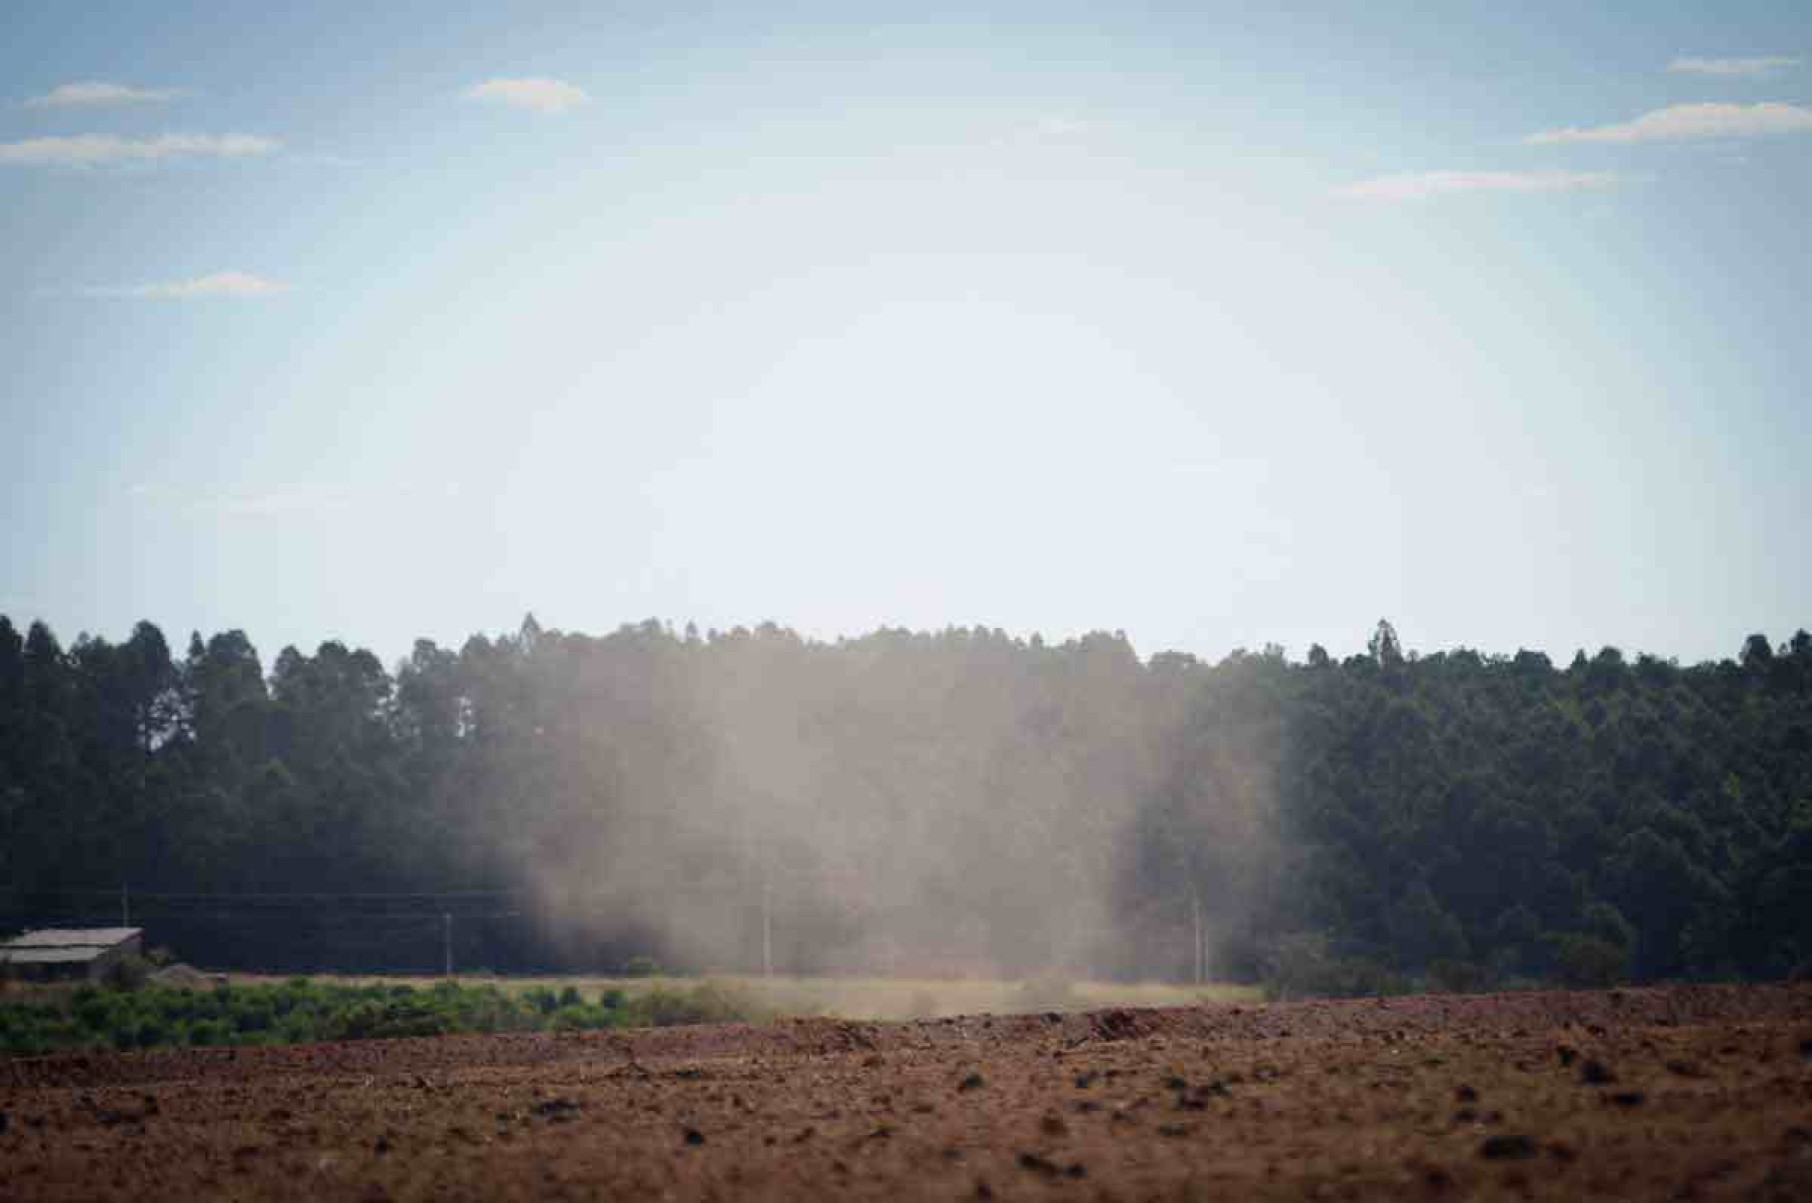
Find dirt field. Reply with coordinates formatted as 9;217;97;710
4;983;1811;1201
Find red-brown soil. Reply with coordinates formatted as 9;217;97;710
4;983;1812;1200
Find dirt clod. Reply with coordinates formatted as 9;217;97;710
1479;1134;1539;1160
1176;1080;1229;1110
531;1097;581;1121
1016;1151;1084;1178
84;1096;157;1127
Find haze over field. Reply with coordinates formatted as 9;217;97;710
4;5;1812;999
10;23;1812;1203
3;2;1809;668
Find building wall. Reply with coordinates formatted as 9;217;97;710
1;933;144;982
84;933;144;981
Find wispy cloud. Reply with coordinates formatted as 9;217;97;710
78;271;286;301
1334;168;1622;202
989;113;1101;150
24;81;187;108
129;480;464;520
1028;115;1092;137
0;132;279;167
1526;102;1812;144
1666;55;1801;77
463;77;589;116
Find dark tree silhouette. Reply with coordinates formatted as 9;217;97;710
2;613;1810;988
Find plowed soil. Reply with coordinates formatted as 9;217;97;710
4;983;1812;1200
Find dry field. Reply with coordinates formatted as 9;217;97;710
664;974;1258;1021
4;983;1811;1200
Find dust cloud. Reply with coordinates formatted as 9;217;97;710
484;624;1283;984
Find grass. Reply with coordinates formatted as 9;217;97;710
724;973;1258;1019
0;975;767;1057
231;971;1260;1021
0;970;1260;1057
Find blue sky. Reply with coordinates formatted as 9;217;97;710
3;2;1808;667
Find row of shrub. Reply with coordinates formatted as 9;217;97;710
0;976;764;1057
1260;929;1639;1000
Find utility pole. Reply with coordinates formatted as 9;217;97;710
762;876;773;979
121;882;130;928
442;913;453;977
1191;891;1204;986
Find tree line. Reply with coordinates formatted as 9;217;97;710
2;613;1808;990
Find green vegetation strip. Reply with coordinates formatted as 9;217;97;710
0;978;764;1057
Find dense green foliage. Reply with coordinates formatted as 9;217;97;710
2;613;1809;990
0;976;761;1056
1133;623;1812;991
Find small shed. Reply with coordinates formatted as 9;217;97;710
0;927;144;982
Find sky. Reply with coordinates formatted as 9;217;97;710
3;2;1809;669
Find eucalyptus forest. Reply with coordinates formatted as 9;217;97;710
3;613;1809;993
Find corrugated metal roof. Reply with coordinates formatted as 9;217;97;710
1;927;142;949
0;947;108;965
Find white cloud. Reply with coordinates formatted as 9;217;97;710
1666;55;1801;77
130;480;464;520
1334;168;1622;202
214;485;362;519
1527;102;1812;144
463;77;589;115
1028;115;1092;137
987;114;1100;150
25;81;186;108
79;271;286;300
0;132;279;167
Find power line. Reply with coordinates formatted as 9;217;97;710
0;912;525;924
9;888;527;901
